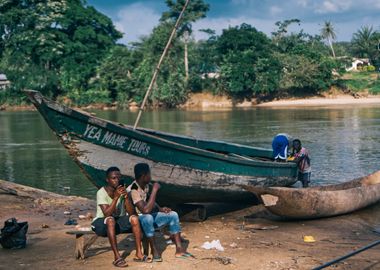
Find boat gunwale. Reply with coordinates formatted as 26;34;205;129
26;90;297;169
244;171;380;194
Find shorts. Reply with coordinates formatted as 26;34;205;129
298;172;311;187
91;216;132;237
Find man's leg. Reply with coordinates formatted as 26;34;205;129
139;214;160;259
129;215;144;259
303;172;311;187
105;217;127;266
154;211;186;256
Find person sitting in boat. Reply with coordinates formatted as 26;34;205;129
291;139;311;187
127;163;193;261
91;166;149;267
272;133;293;162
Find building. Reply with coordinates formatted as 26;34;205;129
346;58;370;72
0;74;10;90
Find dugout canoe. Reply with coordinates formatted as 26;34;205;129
243;171;380;219
26;90;298;205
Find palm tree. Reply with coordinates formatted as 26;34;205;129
321;21;337;58
352;26;377;58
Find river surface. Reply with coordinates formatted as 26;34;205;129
1;105;380;198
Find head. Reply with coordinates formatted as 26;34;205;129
293;139;302;152
105;166;121;188
134;163;151;185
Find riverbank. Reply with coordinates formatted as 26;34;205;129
2;92;380;112
1;180;379;270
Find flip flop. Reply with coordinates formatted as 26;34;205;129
133;255;153;263
112;258;128;268
183;252;195;258
175;254;191;260
152;256;163;262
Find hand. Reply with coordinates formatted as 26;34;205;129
160;207;171;213
115;185;127;198
152;182;161;192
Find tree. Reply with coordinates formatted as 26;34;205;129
161;0;209;81
321;21;337;58
217;24;281;97
351;26;380;65
0;0;121;100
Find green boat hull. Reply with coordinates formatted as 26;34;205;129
26;90;297;204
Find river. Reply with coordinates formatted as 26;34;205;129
1;105;380;198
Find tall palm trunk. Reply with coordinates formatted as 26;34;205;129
328;37;336;58
184;30;189;82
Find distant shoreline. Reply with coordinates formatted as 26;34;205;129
256;95;380;108
2;93;380;112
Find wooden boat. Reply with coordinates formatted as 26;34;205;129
26;90;298;205
243;171;380;219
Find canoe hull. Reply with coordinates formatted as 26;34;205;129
243;171;380;219
26;90;298;204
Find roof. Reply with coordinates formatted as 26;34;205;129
0;74;7;81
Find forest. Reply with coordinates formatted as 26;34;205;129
1;0;380;107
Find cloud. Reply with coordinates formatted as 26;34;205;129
94;0;380;43
316;0;353;14
269;6;283;17
114;3;160;44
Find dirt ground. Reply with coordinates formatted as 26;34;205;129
0;180;380;270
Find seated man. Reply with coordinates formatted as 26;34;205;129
127;163;192;261
91;167;148;267
272;133;292;161
291;139;311;187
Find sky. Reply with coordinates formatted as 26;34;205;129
87;0;380;44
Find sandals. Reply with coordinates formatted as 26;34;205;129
133;255;153;263
113;258;128;268
175;252;195;259
152;256;163;262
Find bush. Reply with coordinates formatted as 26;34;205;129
362;65;368;72
368;65;376;72
66;88;111;106
0;87;28;105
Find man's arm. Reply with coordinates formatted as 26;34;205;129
155;202;171;213
134;183;160;214
125;193;137;216
99;186;125;217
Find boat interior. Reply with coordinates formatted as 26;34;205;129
138;127;275;162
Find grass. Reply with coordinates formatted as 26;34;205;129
340;71;380;94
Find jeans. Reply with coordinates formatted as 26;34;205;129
139;211;181;238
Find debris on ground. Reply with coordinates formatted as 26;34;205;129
201;240;224;251
303;236;316;243
64;218;77;226
201;256;234;265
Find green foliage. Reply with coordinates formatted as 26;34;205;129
3;0;380;107
216;24;281;97
0;0;121;102
368;65;376;71
66;88;111;105
351;26;380;65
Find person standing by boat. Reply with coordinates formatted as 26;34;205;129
272;133;292;161
127;163;193;262
91;167;148;267
292;139;311;187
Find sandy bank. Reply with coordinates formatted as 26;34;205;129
1;180;380;270
256;96;380;107
3;92;380;112
183;93;380;110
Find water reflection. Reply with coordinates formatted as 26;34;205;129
1;105;380;199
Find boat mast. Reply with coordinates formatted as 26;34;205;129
133;0;190;130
